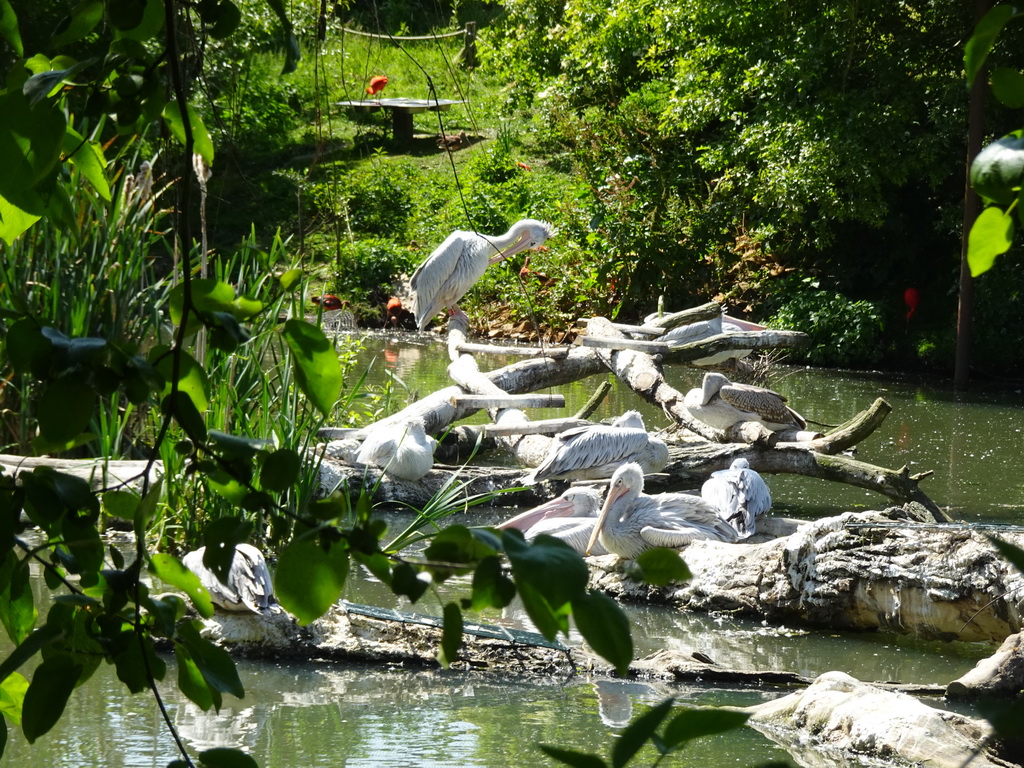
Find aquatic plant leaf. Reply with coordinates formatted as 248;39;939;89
198;747;260;768
538;745;608;768
438;602;462;668
0;671;27;726
611;698;675;768
634;548;691;586
149;553;214;618
275;539;348;624
260;448;301;492
22;653;82;742
571;590;632;676
967;206;1014;277
175;642;215;711
661;708;750;752
282;319;342;416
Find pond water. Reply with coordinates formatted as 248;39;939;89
6;331;1023;767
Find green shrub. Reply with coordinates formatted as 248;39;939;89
767;278;884;368
331;237;417;306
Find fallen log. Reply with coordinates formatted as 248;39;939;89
588;506;1024;643
947;631;1024;699
0;453;161;492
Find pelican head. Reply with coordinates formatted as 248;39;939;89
585;463;644;555
700;372;729;405
487;219;555;265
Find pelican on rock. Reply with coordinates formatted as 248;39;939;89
355;419;437;481
527;411;669;483
585;463;738;559
410;219;553;330
496;486;608;555
701;458;772;539
684;372;806;432
182;543;282;615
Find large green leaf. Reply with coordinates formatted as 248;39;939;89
157;349;209;412
660;708;750;752
0;672;28;726
470;555;516;610
538;746;607;768
971;134;1024;205
0;90;65;203
0;557;36;646
51;1;104;46
437;602;463;668
260;449;301;492
63;126;110;201
991;67;1024;109
611;698;675;768
175;641;215;711
275;539;348;624
0;193;41;244
282;319;342;416
965;5;1020;88
635;548;691;586
22;654;82;742
163;100;214;166
967;205;1015;277
176;620;244;702
36;374;95;444
0;0;22;57
149;553;214;618
198;748;260;768
571;590;632;676
198;517;253;584
112;631;166;693
0;622;64;686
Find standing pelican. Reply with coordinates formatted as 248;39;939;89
409;219;554;330
355;419;436;481
496;486;608;555
182;543;282;616
683;372;806;432
526;411;669;483
585;463;738;559
701;458;772;539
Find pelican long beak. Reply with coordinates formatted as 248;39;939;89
496;496;575;531
487;230;536;266
585;484;623;555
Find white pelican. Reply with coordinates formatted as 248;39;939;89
526;410;669;483
355;419;436;481
701;458;772;539
683;372;806;432
182;543;282;615
585;463;738;559
496;486;608;555
409;218;554;330
660;314;753;365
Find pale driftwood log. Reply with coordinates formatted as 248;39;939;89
588;507;1024;643
578;336;671;355
737;671;1014;768
0;453;161;492
947;632;1024;699
607;322;666;336
455;341;571;359
661;329;808;365
643;302;722;331
448;394;565;409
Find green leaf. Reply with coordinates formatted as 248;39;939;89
103;490;140;521
176;620;244;702
0;90;65;206
23;59;95;107
0;671;28;726
275;539;348;624
635;548;691;586
164;391;207;443
198;748;260;768
175;641;215;711
424;525;498;569
505;534;588;612
991;67;1024;108
112;631;166;693
470;555;516;610
967;206;1015;277
971;134;1024;205
282;319;342;416
572;591;632;676
157;350;209;413
149;553;214;618
390;562;428;603
661;708;750;752
260;449;301;492
0;622;64;685
279;268;302;291
51;1;104;46
63;126;110;201
198;518;253;584
0;193;41;244
0;557;36;646
163;100;214;166
36;374;96;444
22;654;82;742
538;745;608;768
611;698;675;768
438;602;463;667
966;5;1020;88
989;536;1024;575
0;0;23;57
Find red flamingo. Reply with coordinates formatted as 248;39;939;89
366;75;388;96
903;287;919;320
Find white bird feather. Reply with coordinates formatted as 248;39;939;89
182;543;282;616
701;458;772;539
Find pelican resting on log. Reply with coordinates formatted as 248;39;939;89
585;463;738;559
409;218;553;330
701;458;772;539
496;486;608;555
660;314;753;365
355;419;437;481
526;410;669;483
182;544;282;616
683;372;806;432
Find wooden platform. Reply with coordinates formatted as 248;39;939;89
335;97;467;143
